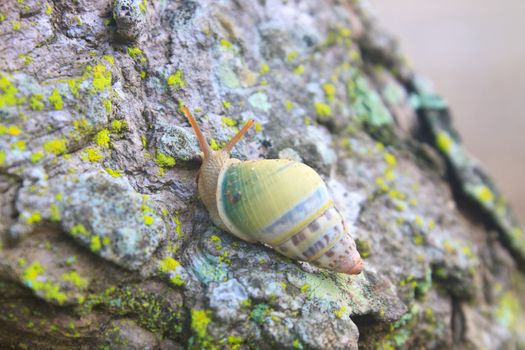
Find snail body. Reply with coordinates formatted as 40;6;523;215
182;106;363;275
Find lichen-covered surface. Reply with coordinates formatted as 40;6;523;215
0;0;524;349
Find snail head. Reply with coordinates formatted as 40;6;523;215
181;105;254;162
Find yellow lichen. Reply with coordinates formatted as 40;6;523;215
43;138;67;155
323;83;336;100
143;215;154;225
384;152;397;167
333;305;347;319
18;53;33;65
220;38;232;48
94;129;110;148
29;94;44;111
83;148;103;162
45;4;52;15
167;69;185;90
92;64;112;91
105;168;122;177
260;63;270;75
476;185;494;204
221;116;237;127
293;65;304;75
102;55;114;65
436;131;453;155
48;89;63;110
314;101;332;119
159;256;180;273
287;50;298;62
111;120;126;132
23;261;67;304
11;21;21;31
0;150;7;166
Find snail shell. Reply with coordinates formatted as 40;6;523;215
182;106;363;275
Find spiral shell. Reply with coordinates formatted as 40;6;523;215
217;159;363;274
181;105;363;275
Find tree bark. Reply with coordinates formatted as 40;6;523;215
1;0;524;349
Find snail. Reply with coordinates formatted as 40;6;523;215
182;106;363;275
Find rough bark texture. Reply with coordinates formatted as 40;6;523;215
1;0;524;349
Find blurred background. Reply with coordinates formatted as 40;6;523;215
373;0;525;224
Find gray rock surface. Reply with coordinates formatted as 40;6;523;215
0;0;524;349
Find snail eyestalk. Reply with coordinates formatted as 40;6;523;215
223;119;254;153
181;106;212;158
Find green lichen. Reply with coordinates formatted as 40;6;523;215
0;151;5;166
155;151;176;167
293;65;304;75
250;303;269;325
287;50;298;62
91;64;112;91
48;89;63;110
61;271;88;289
111;119;126;132
217;64;240;88
30;151;44;163
49;203;61;222
18;53;33;66
127;47;146;62
71;223;89;237
11;21;21;31
45;4;52;15
90;286;183;337
190;309;214;349
227;336;242;350
29;94;44;111
90;235;102;252
26;211;41;224
43;138;67;155
94;129;110;148
105;168;122;177
167;69;185;90
355;238;371;258
0;74;21;107
248;92;271;112
221;116;237;127
102;55;114;65
103;98;112;115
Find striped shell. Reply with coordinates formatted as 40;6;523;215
216;159;363;274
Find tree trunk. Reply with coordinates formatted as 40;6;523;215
1;0;524;349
